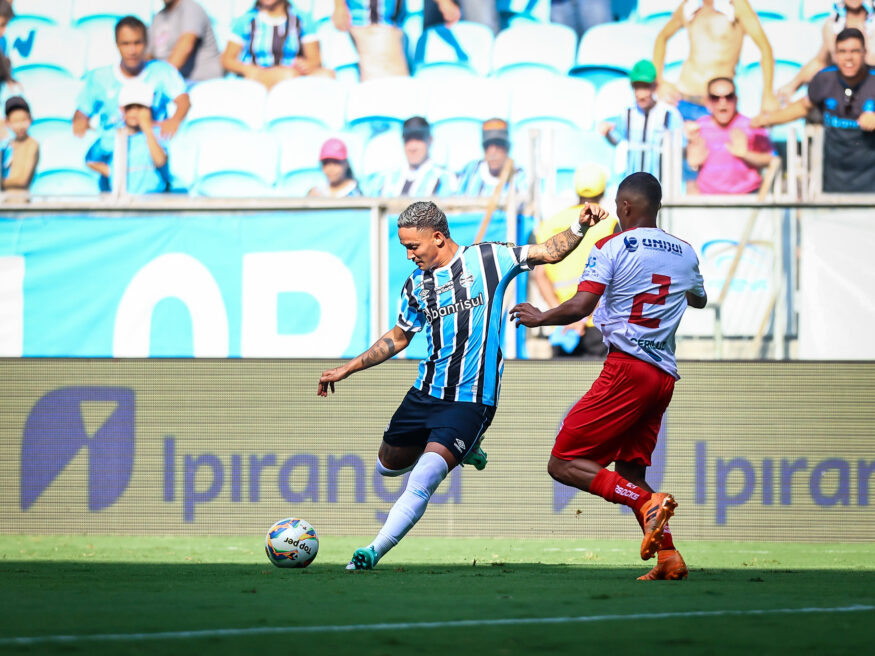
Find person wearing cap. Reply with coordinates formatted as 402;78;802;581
456;118;528;199
308;137;362;198
598;59;683;180
372;116;457;197
529;163;619;358
74;16;190;139
85;80;170;195
1;96;39;193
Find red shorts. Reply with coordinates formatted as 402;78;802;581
551;351;675;467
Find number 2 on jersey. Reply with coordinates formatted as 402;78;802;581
629;274;671;328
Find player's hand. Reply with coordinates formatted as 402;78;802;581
858;111;875;131
509;302;544;328
332;4;351;31
318;366;349;397
579;202;607;228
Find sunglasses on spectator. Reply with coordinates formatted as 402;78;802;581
708;92;737;102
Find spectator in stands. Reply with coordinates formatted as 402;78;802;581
686;77;775;194
85;80;170;195
372;116;456;196
149;0;224;85
332;1;409;80
224;0;331;89
456;118;527;198
777;1;875;105
550;0;612;39
753;28;875;193
74;16;190;139
653;0;778;120
308;137;362;198
1;96;39;193
423;1;499;34
530;163;619;359
598;59;683;179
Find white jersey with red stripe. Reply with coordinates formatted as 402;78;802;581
578;227;705;379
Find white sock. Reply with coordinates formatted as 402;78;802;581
375;459;414;477
369;451;449;561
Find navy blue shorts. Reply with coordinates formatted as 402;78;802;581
383;387;496;462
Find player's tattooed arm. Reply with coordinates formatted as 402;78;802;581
318;326;412;396
527;203;609;265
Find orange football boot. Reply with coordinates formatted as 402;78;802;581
637;549;688;580
639;492;677;560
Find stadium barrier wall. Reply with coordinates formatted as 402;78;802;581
1;359;872;542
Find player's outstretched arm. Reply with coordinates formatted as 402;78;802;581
527;203;609;265
317;325;412;397
510;291;601;329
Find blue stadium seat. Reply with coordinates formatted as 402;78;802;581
572;22;659;88
22;77;83;142
194;132;278;197
315;22;361;84
492;22;576;78
594;77;634;123
509;75;596;132
183;78;267;138
72;0;153;43
345;77;425;137
803;0;833;22
635;0;678;25
8;0;73;27
406;0;424;14
265;77;348;139
8;25;85;86
498;0;550;26
402;13;424;66
85;31;120;71
30;131;101;196
412;22;494;78
739;21;820;103
753;0;801;22
553;130;616;191
360;131;405;180
167;130;200;193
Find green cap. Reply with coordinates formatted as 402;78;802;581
629;59;657;84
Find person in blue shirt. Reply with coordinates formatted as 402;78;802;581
456;118;528;199
85;81;170;195
370;117;457;197
222;0;332;89
73;16;190;139
318;199;609;570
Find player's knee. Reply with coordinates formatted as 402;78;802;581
547;457;569;484
376;458;413;477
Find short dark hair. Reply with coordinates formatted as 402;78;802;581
115;15;147;42
5;96;30;118
402;116;431;142
617;172;662;212
707;77;736;95
0;1;14;21
836;27;865;46
397;201;450;238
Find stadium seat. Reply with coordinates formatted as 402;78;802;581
498;0;550;26
402;13;424;66
345;77;425;137
7;0;73;28
753;0;801;22
552;130;616;191
265;77;348;139
635;0;678;25
412;22;494;78
85;32;120;71
196;0;234;27
406;0;424;14
183;78;268;138
360;130;405;179
8;25;86;86
739;21;819;98
315;22;361;85
275;128;332;196
594;77;634;123
492;22;576;78
802;0;833;22
72;0;153;43
194;132;278;197
30;131;101;196
22;77;83;141
509;75;596;133
571;22;659;88
167;130;200;193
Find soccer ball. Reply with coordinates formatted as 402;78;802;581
265;518;319;568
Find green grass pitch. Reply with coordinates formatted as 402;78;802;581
1;536;873;655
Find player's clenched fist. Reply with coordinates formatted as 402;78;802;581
579;202;608;228
509;302;545;327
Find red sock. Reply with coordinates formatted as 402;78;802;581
633;504;676;551
589;469;652;514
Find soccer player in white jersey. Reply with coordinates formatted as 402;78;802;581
318;199;608;570
510;172;707;581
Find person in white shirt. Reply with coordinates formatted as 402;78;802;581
371;117;457;197
510;172;707;582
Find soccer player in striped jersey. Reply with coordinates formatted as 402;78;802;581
510;172;707;581
318;199;609;570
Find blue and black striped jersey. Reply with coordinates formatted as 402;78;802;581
396;242;531;407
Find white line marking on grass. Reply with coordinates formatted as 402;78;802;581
1;605;872;646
